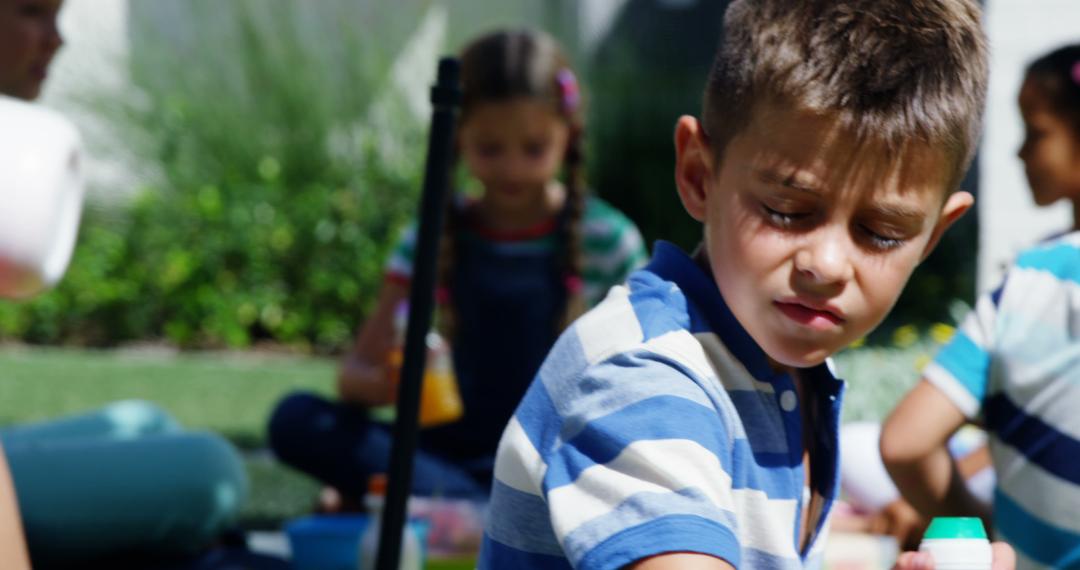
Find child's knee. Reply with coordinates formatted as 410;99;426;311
266;391;330;456
103;399;182;436
169;433;249;546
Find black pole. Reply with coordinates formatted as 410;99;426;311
375;57;461;570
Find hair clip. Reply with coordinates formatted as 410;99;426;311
1072;61;1080;86
556;68;580;113
564;274;583;295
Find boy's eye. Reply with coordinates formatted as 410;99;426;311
761;203;810;228
857;224;907;251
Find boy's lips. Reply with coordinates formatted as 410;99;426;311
773;298;845;331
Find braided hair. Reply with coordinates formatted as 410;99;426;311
437;29;587;339
1025;44;1080;138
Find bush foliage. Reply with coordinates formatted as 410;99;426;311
3;2;976;351
0;1;424;351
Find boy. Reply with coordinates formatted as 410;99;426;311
479;1;1007;568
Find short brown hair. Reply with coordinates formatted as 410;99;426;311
703;0;988;184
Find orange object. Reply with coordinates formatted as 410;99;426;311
418;365;464;427
367;473;388;497
386;307;464;428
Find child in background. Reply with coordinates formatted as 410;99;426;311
0;0;60;101
0;1;248;566
268;28;647;506
0;3;62;566
481;1;1013;568
882;43;1080;568
835;422;993;550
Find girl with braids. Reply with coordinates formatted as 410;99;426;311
269;28;647;504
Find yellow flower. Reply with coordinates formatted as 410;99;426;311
929;323;956;344
893;325;919;348
915;354;931;372
848;337;866;349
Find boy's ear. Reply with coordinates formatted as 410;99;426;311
921;190;974;261
674;116;715;223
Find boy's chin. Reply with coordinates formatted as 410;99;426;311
761;342;837;370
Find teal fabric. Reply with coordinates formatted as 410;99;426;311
0;400;248;566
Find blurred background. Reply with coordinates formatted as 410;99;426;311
2;0;1078;554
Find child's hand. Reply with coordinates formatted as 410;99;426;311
869;499;927;551
892;542;1015;570
337;352;396;406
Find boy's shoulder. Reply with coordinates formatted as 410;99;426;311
573;267;693;352
531;262;731;436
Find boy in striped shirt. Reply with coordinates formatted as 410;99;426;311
481;1;1007;568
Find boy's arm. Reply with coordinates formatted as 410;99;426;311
0;445;31;570
880;380;989;523
629;553;735;569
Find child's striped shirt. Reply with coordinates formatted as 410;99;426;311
384;195;647;307
480;241;845;570
926;231;1080;569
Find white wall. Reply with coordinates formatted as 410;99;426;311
979;0;1080;292
579;0;630;57
39;0;131;203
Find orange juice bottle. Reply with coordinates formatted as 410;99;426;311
387;302;464;427
418;330;464;426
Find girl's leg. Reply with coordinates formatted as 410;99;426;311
267;392;487;498
5;431;247;566
0;400;182;447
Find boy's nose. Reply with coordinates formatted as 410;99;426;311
793;233;854;287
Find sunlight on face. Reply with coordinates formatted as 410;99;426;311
0;0;64;100
703;103;960;367
458;98;570;219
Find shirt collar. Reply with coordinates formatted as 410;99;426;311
644;240;840;393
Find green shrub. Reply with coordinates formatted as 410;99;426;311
0;1;425;351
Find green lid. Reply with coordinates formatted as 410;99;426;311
922;517;988;540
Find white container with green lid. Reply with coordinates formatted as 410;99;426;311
918;517;992;570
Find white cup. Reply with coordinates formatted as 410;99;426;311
0;95;84;300
919;517;993;570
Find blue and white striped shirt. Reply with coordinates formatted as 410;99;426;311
925;231;1080;569
480;241;845;570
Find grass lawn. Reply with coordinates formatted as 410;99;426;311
0;345;337;528
0;340;936;531
0;346;336;448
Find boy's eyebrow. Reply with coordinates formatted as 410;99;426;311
865;202;927;221
754;167;822;193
